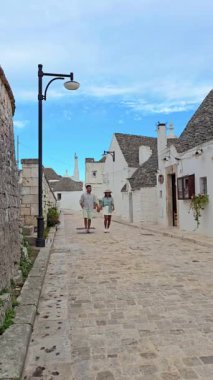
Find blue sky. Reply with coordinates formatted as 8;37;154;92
1;0;213;180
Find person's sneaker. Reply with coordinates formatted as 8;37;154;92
104;228;107;233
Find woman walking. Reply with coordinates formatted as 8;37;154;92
101;190;115;232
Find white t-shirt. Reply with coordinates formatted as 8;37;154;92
80;192;97;210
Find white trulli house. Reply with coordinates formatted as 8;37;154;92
52;177;83;211
157;90;213;237
103;133;158;223
44;167;83;211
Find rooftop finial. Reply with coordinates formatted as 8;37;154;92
168;123;175;138
73;153;79;181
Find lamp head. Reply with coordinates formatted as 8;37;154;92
64;80;80;90
64;72;80;90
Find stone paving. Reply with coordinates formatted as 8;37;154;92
22;211;213;380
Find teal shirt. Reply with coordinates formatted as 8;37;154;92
101;196;114;212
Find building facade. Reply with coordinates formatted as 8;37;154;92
104;133;158;223
0;67;20;290
85;157;105;200
157;90;213;237
52;176;83;211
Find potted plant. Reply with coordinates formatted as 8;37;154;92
189;193;209;228
47;207;60;227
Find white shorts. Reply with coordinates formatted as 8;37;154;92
82;209;93;219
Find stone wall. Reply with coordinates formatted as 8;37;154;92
20;159;56;229
0;67;20;291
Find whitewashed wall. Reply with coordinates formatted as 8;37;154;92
156;175;168;226
138;188;157;223
178;141;213;237
157;139;213;237
103;135;136;218
157;123;169;225
122;188;157;224
120;192;129;221
55;191;83;211
85;161;105;200
157;144;178;226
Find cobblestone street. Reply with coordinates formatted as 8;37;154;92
22;211;213;380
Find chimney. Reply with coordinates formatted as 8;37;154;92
157;122;167;154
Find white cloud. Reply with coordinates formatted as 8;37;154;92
123;98;197;115
15;90;37;102
14;88;73;103
13;120;29;129
1;0;212;116
85;85;139;98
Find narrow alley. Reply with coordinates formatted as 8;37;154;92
22;211;213;380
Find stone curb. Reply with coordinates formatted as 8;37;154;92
0;228;56;380
113;218;213;249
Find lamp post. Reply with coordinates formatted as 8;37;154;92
36;64;80;247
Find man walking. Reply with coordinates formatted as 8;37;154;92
79;184;98;233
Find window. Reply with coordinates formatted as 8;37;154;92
177;174;195;200
92;171;97;177
200;177;207;194
57;193;62;200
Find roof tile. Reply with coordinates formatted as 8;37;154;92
176;89;213;152
52;177;83;192
115;133;157;167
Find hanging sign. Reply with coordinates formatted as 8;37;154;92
158;174;164;184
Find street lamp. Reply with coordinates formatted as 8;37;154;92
103;150;115;162
36;64;80;247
